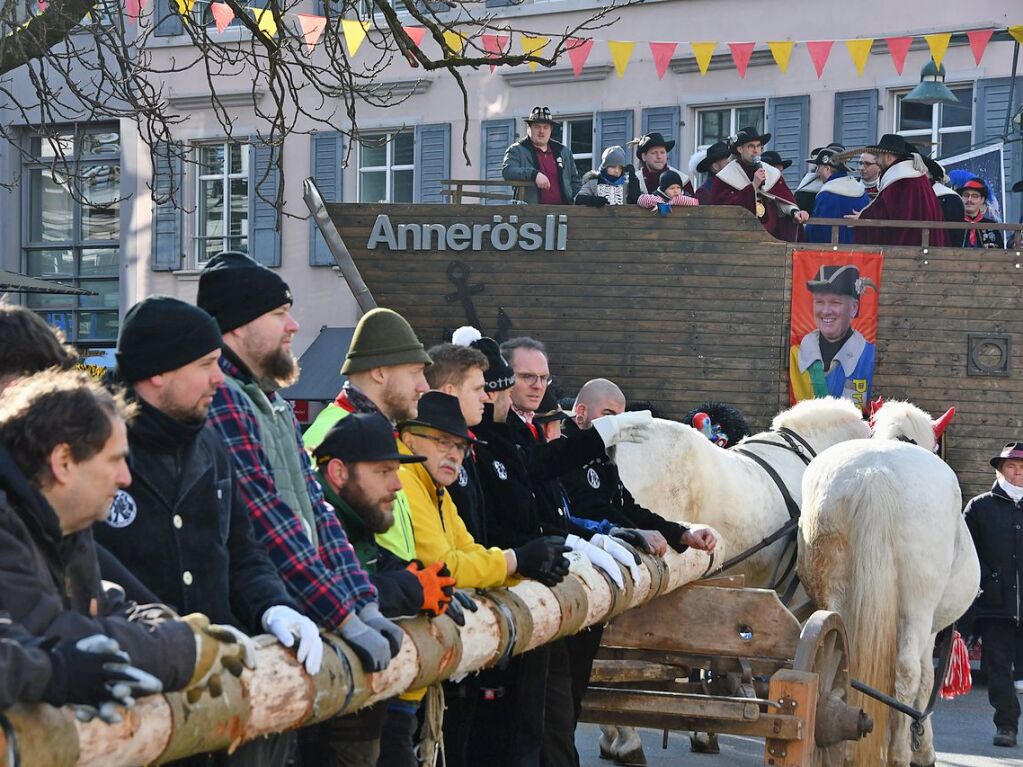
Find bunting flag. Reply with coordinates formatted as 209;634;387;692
649;42;677;79
967;29;994;64
443;29;465;55
691;41;716;75
608;40;635;78
174;0;194;21
124;0;143;21
566;38;593;77
728;42;754;78
296;13;326;51
768;40;795;72
845;38;873;76
210;1;233;32
341;18;369;57
481;33;509;73
885;36;912;74
403;26;427;48
924;32;952;68
1011;26;1023;45
806;40;833;78
252;7;277;39
521;34;548;71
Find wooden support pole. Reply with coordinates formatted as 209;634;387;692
1;546;713;767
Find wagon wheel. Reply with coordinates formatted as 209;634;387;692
793;611;871;767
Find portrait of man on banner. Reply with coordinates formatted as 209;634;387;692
789;251;884;413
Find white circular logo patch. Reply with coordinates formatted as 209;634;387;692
493;460;508;480
106;490;138;528
587;468;601;490
458;466;469;487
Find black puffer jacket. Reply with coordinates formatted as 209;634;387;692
964;482;1023;622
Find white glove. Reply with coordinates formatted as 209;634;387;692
591;533;644;584
591;410;653;447
262;605;323;675
565;534;624;588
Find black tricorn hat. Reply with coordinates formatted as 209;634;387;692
398;391;484;445
730;126;771;153
636;132;676;159
1013;179;1023;193
313;412;426;466
525;106;560;127
991;442;1023;469
697;141;731;173
760;150;792;169
866;134;913;158
806;265;877;298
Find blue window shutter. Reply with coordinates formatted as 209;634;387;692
975;77;1023;226
833;89;878;151
767;95;810;189
481;118;516;205
249;141;281;267
414;123;451;203
595;110;634;159
153;0;183;36
309;132;343;266
150;140;183;272
641;106;680;169
485;0;514;6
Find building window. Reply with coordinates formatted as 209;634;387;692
23;126;121;347
895;86;973;159
359;131;414;203
696;104;766;152
551;116;594;176
196;142;249;264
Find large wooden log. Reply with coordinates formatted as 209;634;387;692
0;545;713;766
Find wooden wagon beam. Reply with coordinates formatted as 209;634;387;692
0;546;714;766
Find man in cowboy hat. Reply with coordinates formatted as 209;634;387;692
803;146;869;244
789;265;877;411
850;134;948;247
706;126;808;242
693;140;731;204
632;131;694;199
502;106;581;205
965;444;1023;747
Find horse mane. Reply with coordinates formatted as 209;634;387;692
870;400;936;451
769;397;869;446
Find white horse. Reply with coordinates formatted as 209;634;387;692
798;402;979;766
598;398;870;763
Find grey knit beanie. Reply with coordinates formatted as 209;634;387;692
600;145;627;171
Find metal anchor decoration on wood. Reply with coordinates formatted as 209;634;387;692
443;260;514;342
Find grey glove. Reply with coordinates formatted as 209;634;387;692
358;603;403;659
338;613;392;672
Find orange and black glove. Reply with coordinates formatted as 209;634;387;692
405;560;456;617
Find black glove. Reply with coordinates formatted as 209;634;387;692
445;590;479;627
44;634;162;708
576;194;609;208
513;536;572;586
608;527;653;554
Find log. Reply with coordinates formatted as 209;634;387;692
0;545;715;766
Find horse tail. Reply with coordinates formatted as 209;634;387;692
844;465;900;765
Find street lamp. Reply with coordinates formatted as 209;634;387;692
902;59;960;106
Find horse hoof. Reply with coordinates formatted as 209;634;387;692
689;733;720;754
614;747;648;767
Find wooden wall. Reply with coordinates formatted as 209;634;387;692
330;202;1023;499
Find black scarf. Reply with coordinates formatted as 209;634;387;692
819;328;854;371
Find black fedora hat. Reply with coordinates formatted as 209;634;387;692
398;391;484;445
990;442;1023;469
1013;179;1023;193
806;143;845;165
760;150;792;169
313;412;426;466
697;141;731;173
525;106;560;127
866;134;912;157
730;126;771;153
533;387;571;426
636;132;676;159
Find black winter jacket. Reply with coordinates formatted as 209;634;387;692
94;396;295;635
965;482;1023;622
0;445;195;690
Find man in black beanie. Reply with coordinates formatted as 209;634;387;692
97;295;324;767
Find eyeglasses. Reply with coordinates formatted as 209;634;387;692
409;431;470;458
515;372;552;387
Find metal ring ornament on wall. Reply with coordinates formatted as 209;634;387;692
967;333;1011;376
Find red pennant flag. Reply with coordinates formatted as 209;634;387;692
967;29;994;65
566;38;593;77
648;42;677;80
884;36;912;75
210;2;233;33
728;42;755;78
403;26;427;48
125;0;143;20
482;33;509;74
806;40;833;78
296;14;327;52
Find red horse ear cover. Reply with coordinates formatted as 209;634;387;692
867;396;885;428
932;407;955;440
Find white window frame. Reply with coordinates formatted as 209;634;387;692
358;130;415;203
694;102;767;153
553;115;594;173
359;0;411;20
893;84;973;159
194;140;250;266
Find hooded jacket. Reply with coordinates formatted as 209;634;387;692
965;482;1023;622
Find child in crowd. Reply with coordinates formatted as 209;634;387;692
638;169;699;211
575;145;637;207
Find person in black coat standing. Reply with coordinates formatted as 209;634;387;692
965;442;1023;748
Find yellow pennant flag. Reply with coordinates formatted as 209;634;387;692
252;7;277;39
442;29;465;56
691;41;716;75
342;18;369;57
174;0;194;21
768;40;795;72
924;32;952;68
521;34;548;71
607;40;635;78
1010;26;1023;45
845;38;873;76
